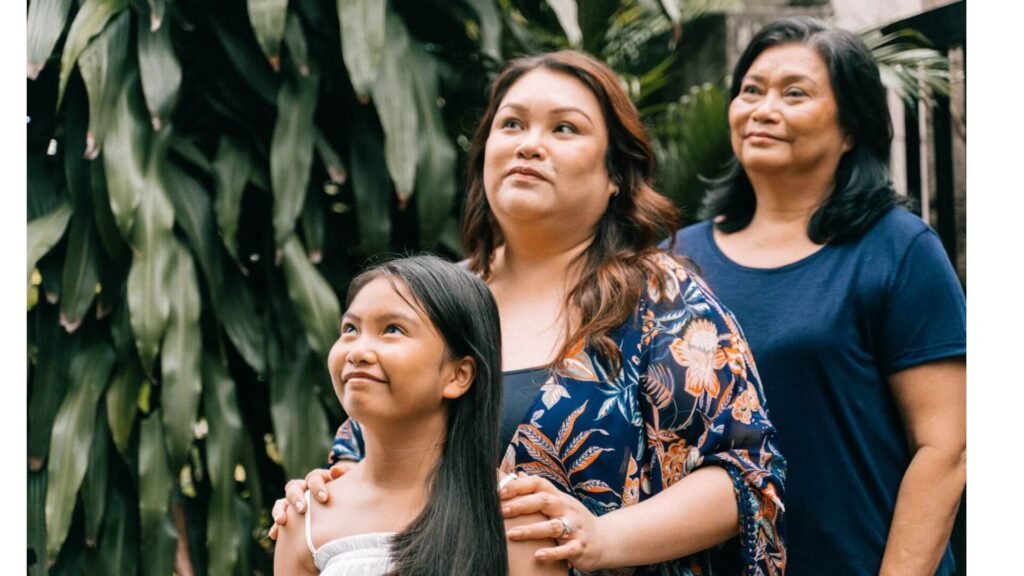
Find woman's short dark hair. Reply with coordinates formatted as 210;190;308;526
346;254;507;576
703;16;909;244
462;50;680;375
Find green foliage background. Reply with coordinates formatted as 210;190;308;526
26;0;946;573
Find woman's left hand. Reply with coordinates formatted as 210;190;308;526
500;473;608;571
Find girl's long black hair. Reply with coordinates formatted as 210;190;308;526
345;254;507;576
703;16;912;244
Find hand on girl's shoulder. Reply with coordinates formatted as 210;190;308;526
273;493;318;575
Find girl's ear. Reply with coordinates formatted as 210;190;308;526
441;356;476;400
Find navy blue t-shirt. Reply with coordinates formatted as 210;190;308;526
673;209;965;576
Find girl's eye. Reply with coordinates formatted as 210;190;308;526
554;123;578;134
383;324;406;335
341;322;356;335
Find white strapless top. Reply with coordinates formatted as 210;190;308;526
304;473;517;575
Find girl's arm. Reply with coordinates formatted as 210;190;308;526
273;495;318;575
505;512;568;576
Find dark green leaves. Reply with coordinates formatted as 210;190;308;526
27;203;72;289
138;413;177;576
545;0;582;47
57;0;129;108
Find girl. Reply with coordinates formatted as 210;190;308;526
273;255;564;575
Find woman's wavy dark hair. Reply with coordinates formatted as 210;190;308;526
703;16;910;244
462;50;680;375
346;255;506;576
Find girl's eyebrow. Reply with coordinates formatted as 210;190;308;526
342;311;421;325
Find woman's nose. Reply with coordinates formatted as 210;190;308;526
751;93;780;122
514;129;546;159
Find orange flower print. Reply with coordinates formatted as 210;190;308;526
623;458;640;506
723;333;749;377
661;442;700;486
731;387;762;424
670;318;726;397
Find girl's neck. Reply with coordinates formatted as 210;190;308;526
354;417;446;492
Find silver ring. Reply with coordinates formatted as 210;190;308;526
556;516;577;539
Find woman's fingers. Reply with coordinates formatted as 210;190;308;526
502;491;567;520
535;539;585;563
330;460;355;478
305;469;332;504
284;477;311;512
505;518;570;541
498;473;561;500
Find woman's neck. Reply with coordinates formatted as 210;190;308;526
744;169;835;234
492;227;595;289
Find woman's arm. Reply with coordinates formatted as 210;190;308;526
879;358;966;575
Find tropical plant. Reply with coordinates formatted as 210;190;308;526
25;0;953;573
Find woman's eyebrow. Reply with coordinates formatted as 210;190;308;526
496;102;594;126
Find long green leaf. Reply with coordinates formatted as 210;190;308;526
90;158;131;263
81;402;109;546
102;73;149;242
137;9;182;130
28;470;47;576
28;302;75;470
204;356;246;576
212;134;251;262
301;177;325;262
270;346;332;479
138;413;178;576
45;339;116;563
545;0;581;47
77;7;129;159
160;239;202;475
127;127;176;375
57;0;129;108
370;9;419;201
27;0;75;80
337;0;386;99
271;65;319;245
281;233;341;358
247;0;289;68
348;110;391;254
106;359;145;460
27;203;73;290
93;481;139;576
409;45;457;248
59;212;100;332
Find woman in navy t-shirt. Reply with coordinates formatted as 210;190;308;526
673;16;965;576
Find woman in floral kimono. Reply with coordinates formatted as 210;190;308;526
275;51;786;575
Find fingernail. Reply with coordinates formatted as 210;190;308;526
506;529;521;539
502;506;511;516
499;488;508;498
317;490;327;502
296;501;305;513
536;551;548;560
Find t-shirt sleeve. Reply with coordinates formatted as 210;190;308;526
327;419;365;466
880;229;966;375
642;256;787;575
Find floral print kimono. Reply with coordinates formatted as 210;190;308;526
330;253;786;575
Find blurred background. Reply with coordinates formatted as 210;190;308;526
26;0;965;574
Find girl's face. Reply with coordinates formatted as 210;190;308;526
482;68;617;235
327;276;473;425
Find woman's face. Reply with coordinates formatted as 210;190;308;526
729;43;851;178
482;68;617;234
327;276;465;424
